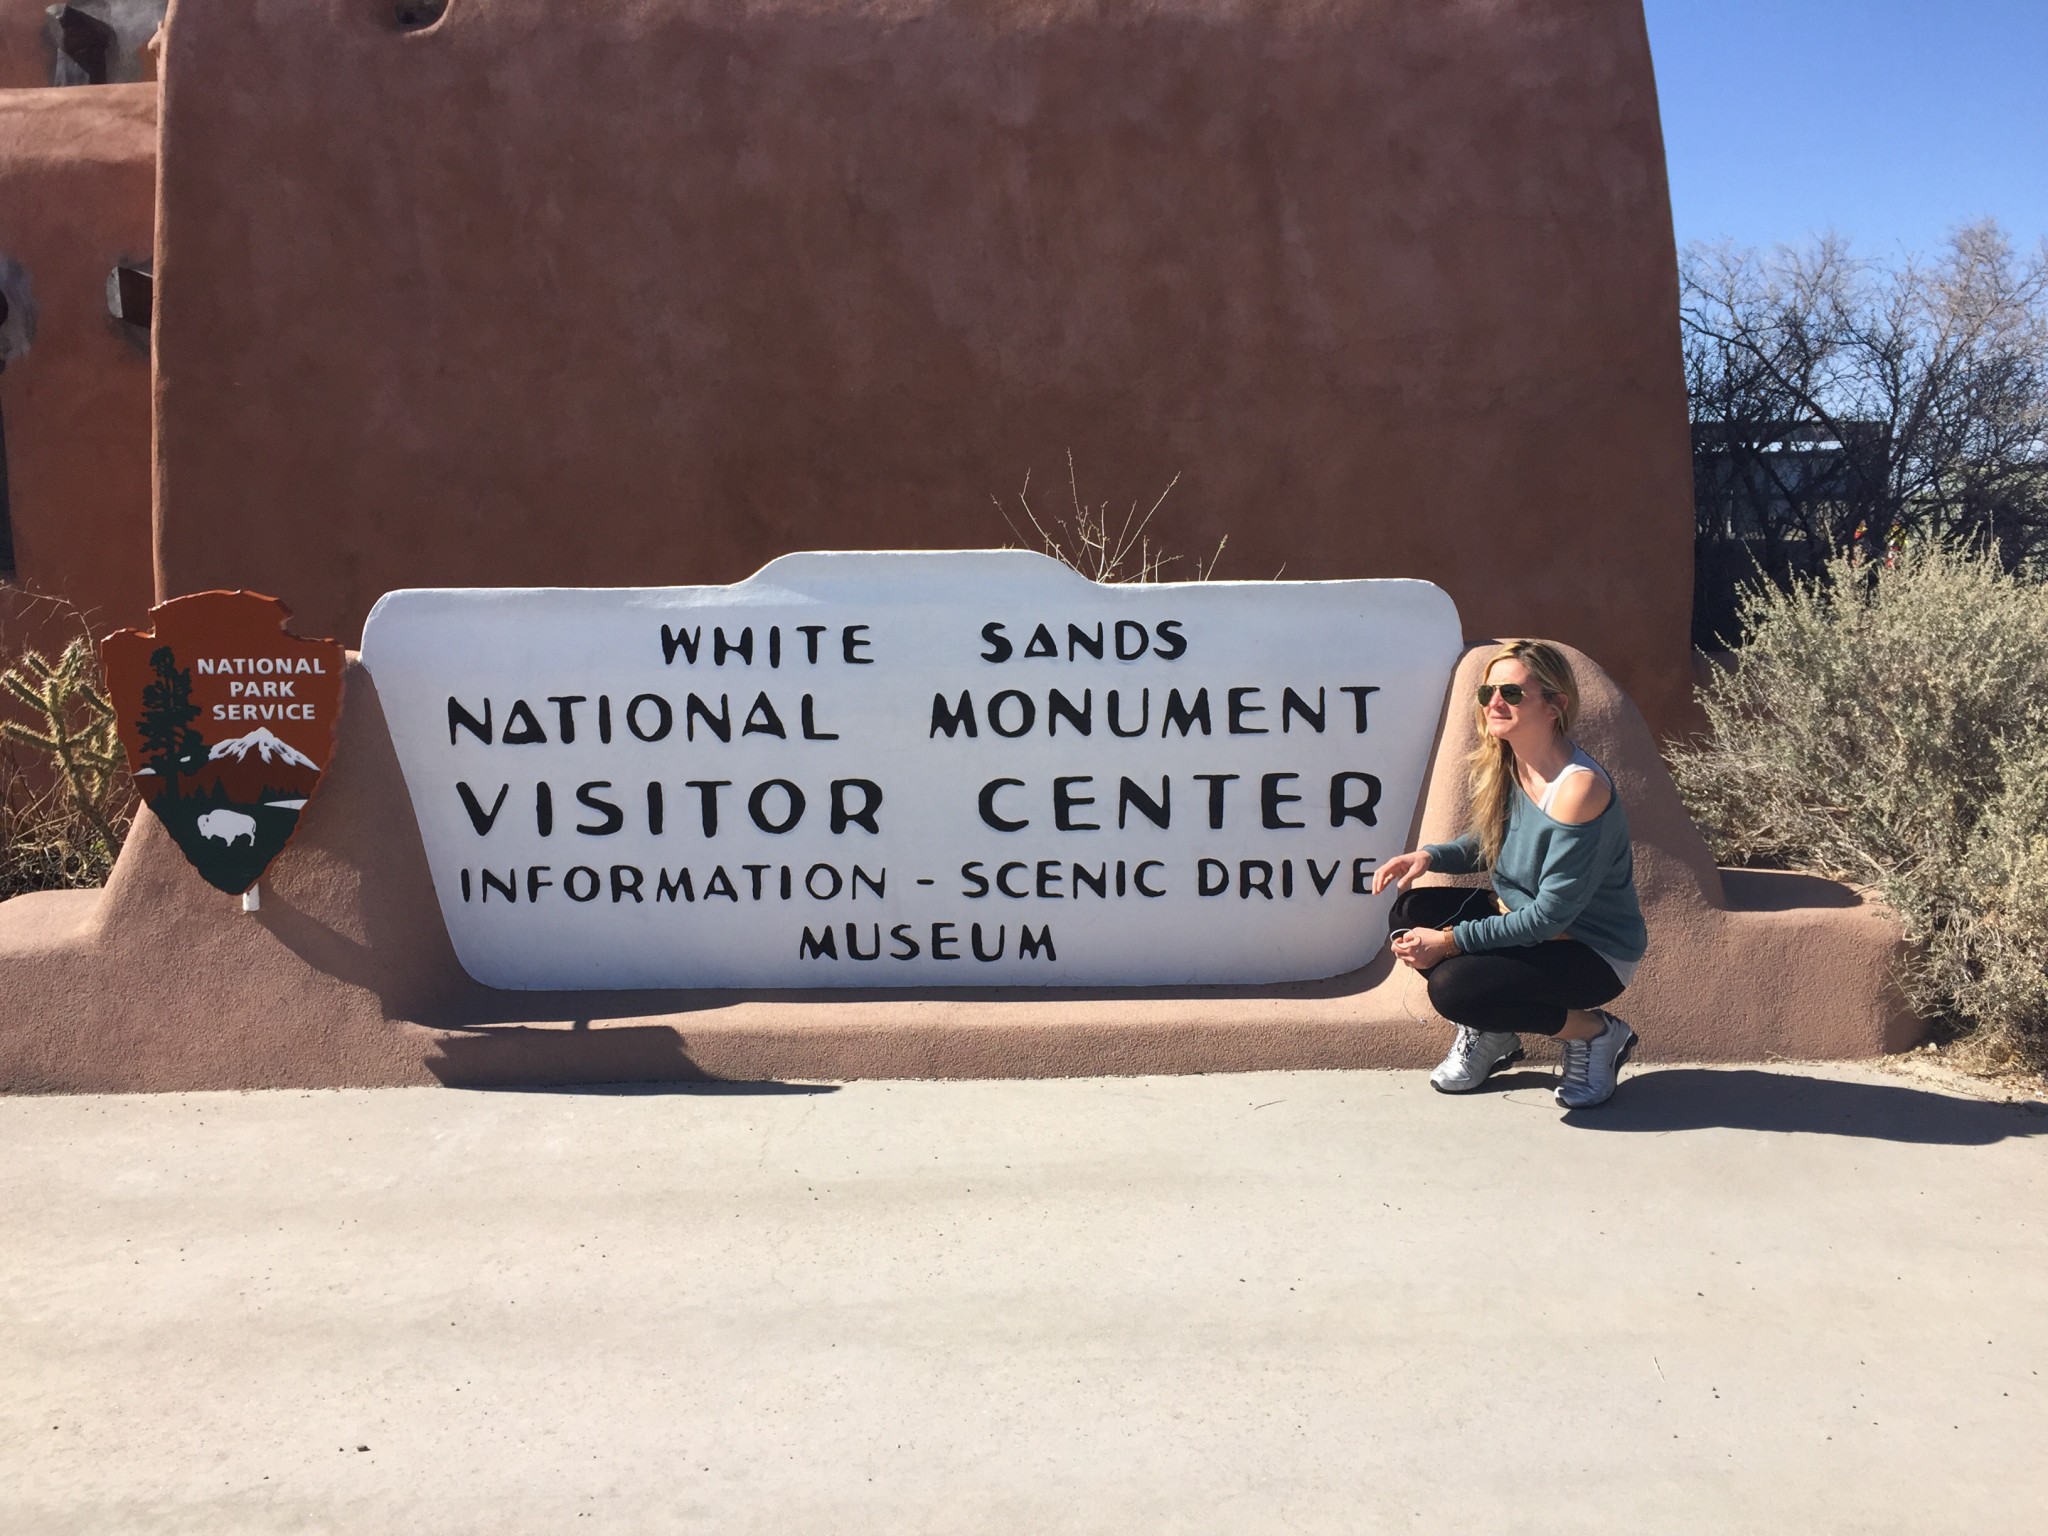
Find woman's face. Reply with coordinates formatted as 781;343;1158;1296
1480;657;1558;743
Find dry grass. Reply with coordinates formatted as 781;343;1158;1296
995;452;1229;583
1668;542;2048;1075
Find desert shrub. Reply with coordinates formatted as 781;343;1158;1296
0;636;134;899
1668;542;2048;1072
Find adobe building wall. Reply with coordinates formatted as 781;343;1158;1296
0;641;1915;1093
152;0;1702;736
0;83;158;650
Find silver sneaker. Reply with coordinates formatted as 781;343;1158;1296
1555;1010;1638;1109
1430;1027;1524;1093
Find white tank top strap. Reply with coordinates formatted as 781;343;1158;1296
1536;746;1611;814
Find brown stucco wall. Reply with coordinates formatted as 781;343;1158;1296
151;0;1700;735
0;642;1914;1093
0;0;53;87
0;83;157;640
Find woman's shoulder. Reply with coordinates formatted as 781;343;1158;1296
1545;751;1614;826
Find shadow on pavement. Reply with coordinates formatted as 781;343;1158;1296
1564;1068;2048;1144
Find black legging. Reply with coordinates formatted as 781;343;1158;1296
1388;887;1625;1036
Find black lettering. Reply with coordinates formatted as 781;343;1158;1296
647;781;664;835
527;865;554;902
852;865;885;900
1048;688;1092;736
1240;861;1274;899
798;625;827;664
979;778;1029;832
743;863;770;900
1161;688;1211;737
842;625;873;664
501;699;546;744
846;923;881;960
996;862;1030;898
1261;772;1305;830
979;622;1013;663
741;692;787;738
703;866;739;902
889;923;920;959
535;782;554;837
1307;857;1341;895
1053;776;1099;831
962;861;990;897
1193;773;1238;830
806;863;843;900
660;625;703;665
1281;687;1326;734
481;868;517;903
1340;685;1380;733
626;693;673;742
1073;863;1107;898
685;694;731;743
1228;687;1267;734
575;782;625;835
1035;860;1063;898
598;696;612;743
656;868;694;902
1023;624;1057;659
1117;776;1170;830
748;780;806;834
610;865;644;903
799;926;839;960
801;695;838;739
1134;860;1166;897
713;626;754;666
1066;622;1104;660
547;695;586;743
564;866;599;902
988;690;1036;738
930;691;978;739
1106;688;1150;737
448;697;493;745
930;921;960;959
456;781;509;836
971;923;1006;961
1198;858;1228;896
1352;857;1375;894
1114;620;1148;660
1331;772;1383;828
769;626;782;668
685;780;729;837
830;779;883;835
1017;924;1057;961
1153;620;1187;660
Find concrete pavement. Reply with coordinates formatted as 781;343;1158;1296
3;1064;2045;1533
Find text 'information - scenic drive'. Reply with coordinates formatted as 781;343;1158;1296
359;552;1463;989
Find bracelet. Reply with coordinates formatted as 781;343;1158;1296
1439;926;1460;955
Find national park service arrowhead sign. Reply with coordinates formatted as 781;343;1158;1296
103;592;345;895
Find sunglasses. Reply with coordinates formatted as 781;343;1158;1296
1477;683;1546;706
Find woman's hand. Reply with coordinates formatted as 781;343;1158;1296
1371;849;1433;896
1391;926;1457;972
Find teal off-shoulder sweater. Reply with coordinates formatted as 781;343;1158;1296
1422;772;1648;975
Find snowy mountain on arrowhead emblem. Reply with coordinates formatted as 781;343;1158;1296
189;727;323;804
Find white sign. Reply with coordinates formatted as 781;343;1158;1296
359;552;1462;989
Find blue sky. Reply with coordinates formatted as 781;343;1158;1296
1643;0;2048;257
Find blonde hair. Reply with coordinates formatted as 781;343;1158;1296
1467;640;1579;866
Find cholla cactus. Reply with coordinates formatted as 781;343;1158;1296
0;639;125;858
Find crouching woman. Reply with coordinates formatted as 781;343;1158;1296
1371;640;1648;1108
